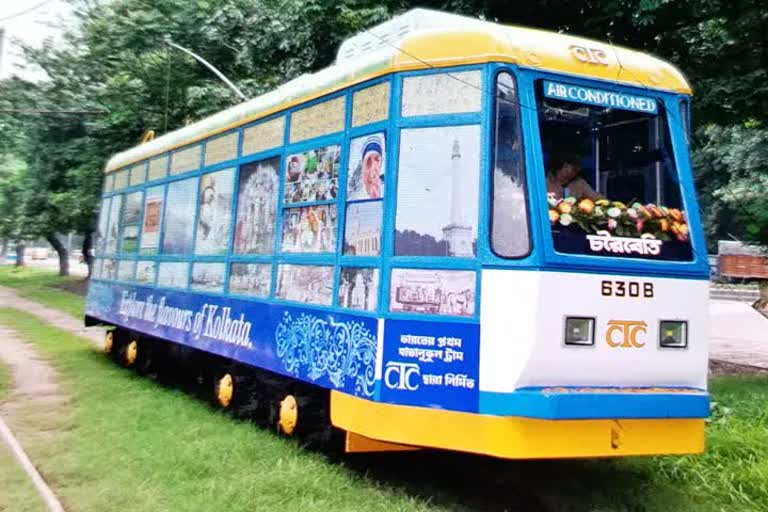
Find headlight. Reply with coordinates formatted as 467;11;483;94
659;320;688;348
564;317;595;346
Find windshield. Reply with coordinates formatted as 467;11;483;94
535;79;692;261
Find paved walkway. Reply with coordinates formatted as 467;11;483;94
0;325;68;512
709;300;768;369
0;287;104;346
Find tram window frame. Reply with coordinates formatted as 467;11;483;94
489;70;532;259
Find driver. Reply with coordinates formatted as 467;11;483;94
546;154;603;201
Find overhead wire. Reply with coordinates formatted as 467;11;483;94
0;1;55;24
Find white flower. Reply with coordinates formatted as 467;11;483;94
559;213;573;226
607;207;621;218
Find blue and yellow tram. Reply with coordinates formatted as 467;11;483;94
86;9;709;459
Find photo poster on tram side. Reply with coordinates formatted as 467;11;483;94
195;168;235;255
338;267;379;311
95;197;111;254
380;317;480;412
347;132;385;201
135;261;156;285
120;192;143;253
395;125;480;257
281;204;337;253
229;262;271;297
162;178;198;254
233;157;279;254
284;144;340;204
105;195;123;254
191;262;226;292
389;268;476;317
141;185;164;254
276;264;334;305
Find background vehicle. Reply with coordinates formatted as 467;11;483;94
85;9;709;459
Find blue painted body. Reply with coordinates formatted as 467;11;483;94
88;62;709;420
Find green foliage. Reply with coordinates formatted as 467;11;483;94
693;122;768;246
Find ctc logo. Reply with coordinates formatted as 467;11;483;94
605;320;647;348
384;362;420;391
570;45;610;65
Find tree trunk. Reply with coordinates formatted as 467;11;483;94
14;243;25;267
82;230;93;278
0;239;7;258
46;234;69;276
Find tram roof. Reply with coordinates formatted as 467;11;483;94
105;9;691;173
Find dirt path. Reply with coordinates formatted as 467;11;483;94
0;325;67;512
0;286;103;347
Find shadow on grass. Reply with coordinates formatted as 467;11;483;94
342;450;663;512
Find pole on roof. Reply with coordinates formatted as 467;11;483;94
164;39;247;102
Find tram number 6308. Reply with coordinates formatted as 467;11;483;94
601;280;654;298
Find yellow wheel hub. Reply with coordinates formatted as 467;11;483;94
104;331;114;354
278;395;298;435
125;340;138;366
216;374;234;408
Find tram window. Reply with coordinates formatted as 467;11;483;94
537;79;692;261
161;177;198;255
195;168;235;256
104;194;122;255
395;125;480;257
119;191;142;253
94;197;111;255
491;72;530;258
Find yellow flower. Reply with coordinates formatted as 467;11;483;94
558;202;573;214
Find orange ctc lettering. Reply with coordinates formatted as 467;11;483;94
605;320;647;348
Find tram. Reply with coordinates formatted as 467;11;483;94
85;9;710;459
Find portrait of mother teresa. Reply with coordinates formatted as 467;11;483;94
347;133;385;200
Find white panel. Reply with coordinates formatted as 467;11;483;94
479;269;540;392
479;269;709;393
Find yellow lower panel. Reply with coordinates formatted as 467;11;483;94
345;431;421;453
330;392;705;459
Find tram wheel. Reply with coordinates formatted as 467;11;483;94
278;394;299;436
214;373;235;409
104;330;115;354
124;339;139;366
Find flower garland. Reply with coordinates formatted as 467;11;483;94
548;195;689;242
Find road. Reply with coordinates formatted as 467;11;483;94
709;299;768;368
21;257;89;277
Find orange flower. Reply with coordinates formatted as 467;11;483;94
659;219;670;232
549;209;560;223
669;209;683;222
577;198;595;214
558;202;573;214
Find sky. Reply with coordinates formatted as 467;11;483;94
0;0;74;80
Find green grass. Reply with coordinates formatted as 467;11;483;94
0;443;48;512
0;266;85;318
1;273;767;511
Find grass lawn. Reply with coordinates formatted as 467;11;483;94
0;443;48;512
0;265;85;318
